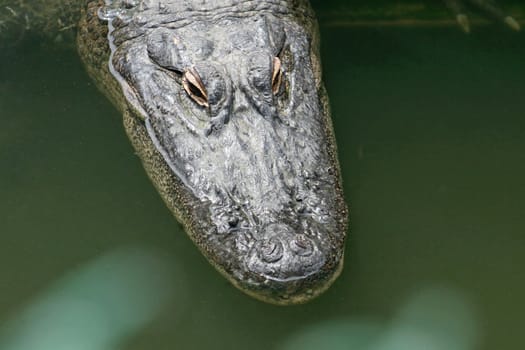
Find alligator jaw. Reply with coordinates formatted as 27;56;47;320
238;251;345;305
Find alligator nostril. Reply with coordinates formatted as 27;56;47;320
290;234;314;257
228;217;239;227
257;237;284;263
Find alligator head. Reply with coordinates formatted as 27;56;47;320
100;0;348;304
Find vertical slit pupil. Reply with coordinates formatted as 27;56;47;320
183;69;208;107
189;83;204;98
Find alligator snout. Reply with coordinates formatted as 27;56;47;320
247;224;325;280
238;223;343;303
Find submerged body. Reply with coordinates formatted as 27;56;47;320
79;0;348;304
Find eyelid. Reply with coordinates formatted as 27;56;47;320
147;28;190;72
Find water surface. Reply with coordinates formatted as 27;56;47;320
0;21;524;350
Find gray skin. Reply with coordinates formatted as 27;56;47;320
82;0;348;305
2;0;518;304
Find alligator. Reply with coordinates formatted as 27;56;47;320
1;0;520;305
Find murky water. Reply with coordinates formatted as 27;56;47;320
1;14;524;350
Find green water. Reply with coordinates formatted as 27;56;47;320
1;22;524;350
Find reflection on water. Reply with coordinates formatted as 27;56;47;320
281;287;478;350
0;20;524;350
0;248;181;350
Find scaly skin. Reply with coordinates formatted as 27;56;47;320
78;0;348;305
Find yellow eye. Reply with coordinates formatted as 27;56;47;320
272;57;282;95
182;67;208;107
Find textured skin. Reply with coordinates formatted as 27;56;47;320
77;0;348;304
84;0;349;305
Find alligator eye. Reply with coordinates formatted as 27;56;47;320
182;67;208;107
272;56;282;95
